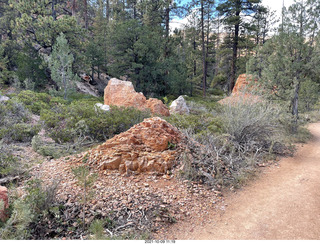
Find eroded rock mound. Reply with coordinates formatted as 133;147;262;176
104;78;170;116
75;117;182;174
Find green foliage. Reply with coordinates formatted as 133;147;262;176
0;142;22;178
89;219;107;240
0;178;59;240
0;199;33;240
31;135;66;159
299;80;319;112
0;99;40;142
0;44;12;85
48;32;76;100
15;46;47;90
166;113;224;136
72;157;97;230
41;100;150;143
24;179;59;217
12;90;51;115
221;99;283;151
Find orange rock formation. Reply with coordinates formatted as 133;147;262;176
104;78;170;116
219;74;260;105
74;117;182;174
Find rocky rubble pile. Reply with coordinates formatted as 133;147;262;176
71;117;182;175
104;78;170;116
31;157;222;239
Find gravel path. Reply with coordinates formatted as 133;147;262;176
160;123;320;240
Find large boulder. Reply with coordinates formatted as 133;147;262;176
218;74;260;105
0;95;10;102
70;117;182;174
95;103;110;112
0;186;8;222
146;98;170;117
169;96;190;115
104;78;170;116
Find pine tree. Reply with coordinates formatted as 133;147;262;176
247;0;320;130
48;33;76;100
217;0;262;93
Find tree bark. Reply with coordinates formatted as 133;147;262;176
106;0;110;23
230;0;241;93
201;0;206;97
52;0;57;20
292;81;300;130
71;0;76;16
83;0;88;29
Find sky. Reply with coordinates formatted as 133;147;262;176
171;0;296;30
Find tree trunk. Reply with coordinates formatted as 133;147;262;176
230;0;241;93
201;0;206;97
63;72;67;100
71;0;76;16
91;66;94;82
106;0;110;23
292;81;300;131
52;0;57;20
164;0;171;94
83;0;88;29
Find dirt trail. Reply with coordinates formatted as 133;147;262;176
163;123;320;240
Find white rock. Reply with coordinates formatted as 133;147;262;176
169;96;189;115
95;103;110;112
0;96;9;102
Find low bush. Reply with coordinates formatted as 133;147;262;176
31;135;68;159
41;100;150;144
220;99;284;152
165;113;224;136
0;179;59;240
177;98;290;189
0;100;40;142
0;142;23;178
13;90;51;115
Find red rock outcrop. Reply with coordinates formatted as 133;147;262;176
73;117;182;174
0;186;8;222
219;74;260;105
104;78;170;116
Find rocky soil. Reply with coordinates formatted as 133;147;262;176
8;117;224;239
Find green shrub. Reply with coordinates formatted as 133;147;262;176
184;96;222;113
13;90;51;115
220;99;283;152
0;179;59;240
0;100;40;142
0;199;33;240
165;113;224;136
41;101;150;143
0;142;23;178
31;135;67;159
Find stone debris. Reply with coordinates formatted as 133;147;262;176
70;117;182;174
31;157;222;238
169;96;190;115
104;78;170;116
